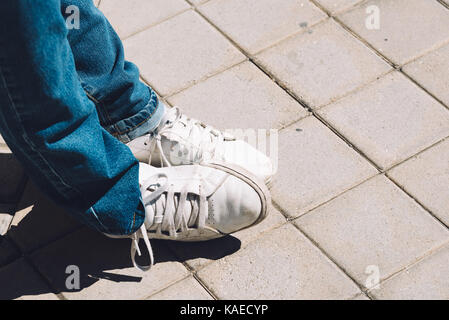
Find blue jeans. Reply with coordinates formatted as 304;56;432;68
0;0;165;235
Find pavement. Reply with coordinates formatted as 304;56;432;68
1;0;449;300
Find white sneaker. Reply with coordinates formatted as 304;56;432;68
127;107;274;185
111;162;270;271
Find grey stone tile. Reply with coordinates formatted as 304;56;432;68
371;244;449;300
168;206;286;271
168;61;309;130
0;237;20;267
318;72;449;170
388;139;449;227
0;258;59;300
0;153;26;203
351;293;370;300
403;42;449;108
199;0;326;54
271;116;377;218
124;10;245;96
99;0;189;39
31;227;189;300
189;0;210;6
338;0;449;65
198;224;361;299
148;277;212;300
256;19;390;108
8;181;82;253
315;0;363;14
296;175;449;288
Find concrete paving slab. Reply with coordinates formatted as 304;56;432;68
197;224;361;299
403;43;449;108
315;0;363;14
168;61;309;130
8;181;82;253
124;10;245;96
256;19;390;108
0;258;59;300
319;72;449;170
271;116;377;218
338;0;449;65
296;175;449;288
168;206;286;271
199;0;326;54
99;0;189;39
30;227;189;300
147;277;213;300
371;244;449;300
388;138;449;227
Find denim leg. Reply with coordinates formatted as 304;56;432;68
0;0;145;236
63;0;165;143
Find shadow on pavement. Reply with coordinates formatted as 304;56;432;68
0;188;241;299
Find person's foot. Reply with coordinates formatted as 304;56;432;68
126;107;274;185
111;162;270;271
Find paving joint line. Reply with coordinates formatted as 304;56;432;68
122;7;192;41
385;135;449;174
437;0;449;10
185;0;212;7
286;173;382;222
348;292;372;301
129;0;448;300
290;221;369;296
294;215;438;299
189;8;396;179
399;38;449;68
248;18;329;57
194;272;221;300
177;258;219;300
161;59;249;100
188;3;449;292
367;239;449;297
164;219;289;276
101;0;448;299
3;236;65;300
401;69;449;111
11;224;84;257
386;172;449;230
142;274;192;300
192;273;219;300
270;199;294;221
325;8;449;112
309;0;369;17
322;11;449;229
312;68;395;112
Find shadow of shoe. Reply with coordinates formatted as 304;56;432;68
0;141;242;299
165;236;242;266
0;153;27;205
0;180;242;299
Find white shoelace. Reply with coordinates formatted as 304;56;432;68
130;172;208;271
147;107;229;167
